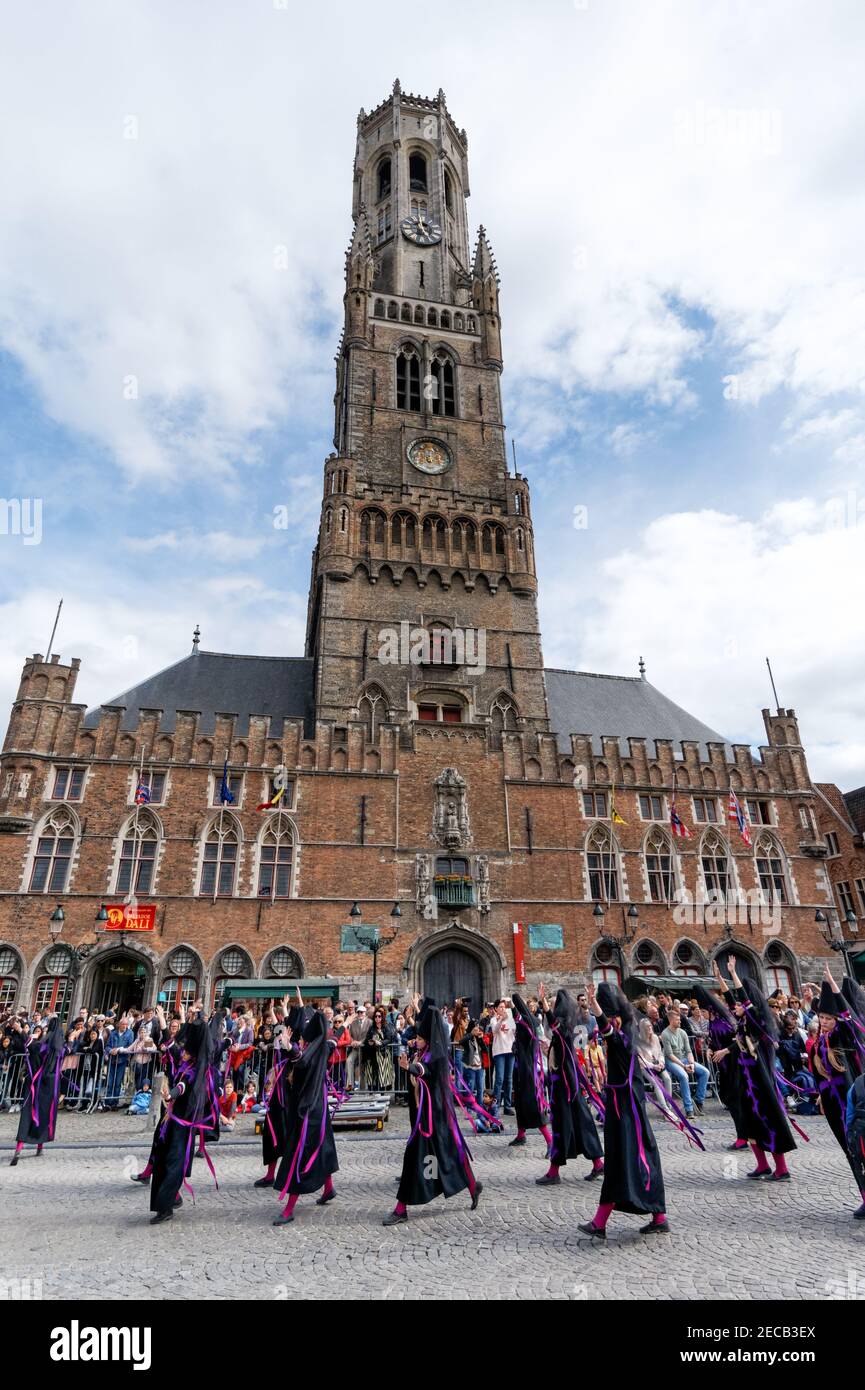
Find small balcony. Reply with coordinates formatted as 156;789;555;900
434;876;475;908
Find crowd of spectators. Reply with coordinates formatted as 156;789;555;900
0;978;829;1122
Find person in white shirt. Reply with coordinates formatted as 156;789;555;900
490;1000;516;1116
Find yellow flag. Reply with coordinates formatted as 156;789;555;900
611;803;627;826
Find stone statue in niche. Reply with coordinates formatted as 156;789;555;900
476;854;490;913
432;767;471;848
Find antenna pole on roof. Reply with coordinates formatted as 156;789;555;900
192;624;201;654
46;598;63;662
511;438;518;478
638;655;646;679
766;656;781;711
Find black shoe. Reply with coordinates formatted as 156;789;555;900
577;1221;606;1240
765;1171;791;1182
640;1219;671;1234
9;1155;18;1167
536;1172;561;1186
503;1106;515;1115
254;1176;274;1188
508;1136;526;1147
727;1141;747;1151
853;1203;865;1220
382;1210;407;1227
693;1104;704;1116
746;1168;771;1179
315;1189;336;1206
470;1181;483;1211
174;1196;183;1208
272;1212;295;1226
150;1209;173;1225
584;1165;603;1181
131;1173;150;1184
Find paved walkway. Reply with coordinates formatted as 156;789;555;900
1;1103;863;1300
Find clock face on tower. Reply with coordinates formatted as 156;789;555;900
400;213;442;246
408;438;451;475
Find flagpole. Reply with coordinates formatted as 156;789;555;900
128;745;145;909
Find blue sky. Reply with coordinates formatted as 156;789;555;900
1;0;864;786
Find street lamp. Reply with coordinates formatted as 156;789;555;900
816;908;860;975
594;902;639;982
95;904;109;925
345;902;401;1005
49;904;65;938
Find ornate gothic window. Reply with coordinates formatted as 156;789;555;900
645;827;675;904
257;813;295;900
358;687;387;741
115;810;160;895
376;156;391;201
360;509;386;546
199;816;239;897
700;828;730;900
586;824;620;902
428;349;455;416
755;832;789;906
444;168;454;213
29;808;78;893
396;345;421;411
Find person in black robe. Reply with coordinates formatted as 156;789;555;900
694;977;749;1151
811;969;863;1208
256;1031;301;1189
273;1010;339;1224
578;982;668;1239
726;957;797;1180
130;1029;184;1185
508;993;553;1152
149;1013;222;1225
10;1016;64;1165
535;986;603;1184
846;1070;865;1219
383;998;482;1226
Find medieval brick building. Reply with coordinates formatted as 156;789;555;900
0;83;860;1018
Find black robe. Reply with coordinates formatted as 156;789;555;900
547;1021;602;1165
811;1008;862;1175
261;1052;293;1167
145;1041;183;1169
275;1014;339;1196
511;995;549;1131
597;1014;665;1215
396;1049;473;1207
730;984;796;1156
149;1060;202;1214
707;1014;749;1141
16;1019;64;1146
847;1073;865;1195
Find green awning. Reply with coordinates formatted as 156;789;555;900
218;978;340;1005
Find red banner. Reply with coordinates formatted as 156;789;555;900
512;921;526;984
104;904;157;932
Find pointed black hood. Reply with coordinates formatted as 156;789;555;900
692;983;734;1027
597;982;636;1028
818;981;843;1017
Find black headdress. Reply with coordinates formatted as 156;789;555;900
740;977;777;1041
818;981;843;1017
841;975;865;1023
42;1014;65;1058
692;982;734;1027
415;997;450;1066
511;992;534;1028
597;981;636;1029
551;988;579;1037
291;1009;331;1116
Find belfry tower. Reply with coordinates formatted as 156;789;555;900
305;81;550;743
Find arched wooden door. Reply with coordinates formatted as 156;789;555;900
423;947;483;1014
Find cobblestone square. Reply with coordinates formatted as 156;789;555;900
2;1104;863;1301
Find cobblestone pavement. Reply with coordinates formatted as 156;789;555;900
1;1102;863;1301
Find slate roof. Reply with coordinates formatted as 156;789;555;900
83;651;315;737
545;668;733;758
843;785;865;833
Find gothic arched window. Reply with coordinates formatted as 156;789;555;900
444;168;454;213
396;345;421;411
700;828;730;900
409;152;427;193
376;157;391;202
428;349;456;416
755;832;790;906
199;816;239;897
586;825;620;902
645;827;675;904
29;808;78;894
115;810;160;895
358;687;387;741
257;813;295;900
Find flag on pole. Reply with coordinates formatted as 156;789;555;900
728;790;752;845
610;800;627;826
257;785;285;812
219;760;236;805
670;799;691;839
134;782;151;806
